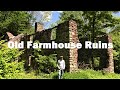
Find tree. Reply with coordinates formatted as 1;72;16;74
59;11;120;68
110;25;120;73
82;11;120;67
0;40;24;78
58;11;83;38
0;11;33;36
29;11;53;29
59;11;120;39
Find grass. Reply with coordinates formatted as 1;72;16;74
2;69;120;79
62;69;120;79
1;72;48;79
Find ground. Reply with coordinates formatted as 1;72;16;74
2;69;120;79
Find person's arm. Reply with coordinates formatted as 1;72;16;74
57;64;60;69
63;60;65;70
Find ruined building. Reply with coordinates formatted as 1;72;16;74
6;19;114;73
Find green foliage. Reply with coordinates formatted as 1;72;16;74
58;11;83;38
59;11;120;69
0;11;33;35
3;69;120;79
110;27;120;73
0;40;24;78
3;72;48;79
33;40;57;74
59;11;120;39
51;27;57;40
59;11;83;23
93;57;100;68
34;52;57;73
61;69;120;79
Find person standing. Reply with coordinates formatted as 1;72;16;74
57;56;65;79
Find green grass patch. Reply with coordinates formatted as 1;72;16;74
2;69;120;79
62;69;120;79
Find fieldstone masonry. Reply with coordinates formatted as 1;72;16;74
69;20;79;72
55;21;70;72
106;35;114;73
6;19;114;73
56;20;79;72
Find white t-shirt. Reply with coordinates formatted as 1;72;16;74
57;60;65;70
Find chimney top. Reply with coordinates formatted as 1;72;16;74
35;22;44;32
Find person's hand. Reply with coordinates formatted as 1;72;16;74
58;66;60;69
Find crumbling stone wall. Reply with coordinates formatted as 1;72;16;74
34;20;79;72
6;19;114;73
78;38;92;64
55;21;70;71
96;34;114;73
78;34;114;73
34;22;54;55
56;20;79;72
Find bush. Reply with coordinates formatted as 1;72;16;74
0;40;24;78
110;31;120;73
34;54;57;74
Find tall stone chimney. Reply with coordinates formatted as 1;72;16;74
35;22;44;32
106;35;114;73
56;20;79;72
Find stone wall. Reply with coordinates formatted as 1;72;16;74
6;20;114;73
106;35;114;73
34;23;54;55
69;20;79;72
78;34;114;73
56;20;79;72
55;21;70;71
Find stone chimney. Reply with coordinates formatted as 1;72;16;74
106;35;114;73
35;22;44;32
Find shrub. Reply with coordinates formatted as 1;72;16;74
32;41;57;74
34;54;57;74
0;40;24;78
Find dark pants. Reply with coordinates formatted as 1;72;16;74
58;69;64;79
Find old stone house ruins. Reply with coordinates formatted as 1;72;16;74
6;19;114;73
